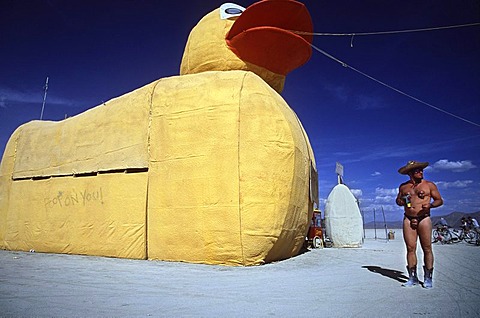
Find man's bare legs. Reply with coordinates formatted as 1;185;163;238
402;217;433;268
402;218;419;286
418;217;434;288
418;217;434;269
403;218;418;267
403;216;434;288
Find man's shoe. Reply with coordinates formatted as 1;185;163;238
423;266;433;289
402;266;419;287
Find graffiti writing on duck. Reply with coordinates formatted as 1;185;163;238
44;188;104;209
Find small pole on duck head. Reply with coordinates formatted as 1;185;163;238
40;76;49;120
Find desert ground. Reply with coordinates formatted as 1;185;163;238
1;229;479;317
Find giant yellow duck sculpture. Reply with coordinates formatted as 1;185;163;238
0;0;317;265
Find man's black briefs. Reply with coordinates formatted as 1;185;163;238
404;213;430;223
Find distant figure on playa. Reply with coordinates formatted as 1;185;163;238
436;217;449;230
396;161;443;289
439;217;448;227
468;216;480;233
461;217;468;231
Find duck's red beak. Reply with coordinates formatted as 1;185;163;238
226;0;313;76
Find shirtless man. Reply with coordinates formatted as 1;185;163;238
396;161;443;289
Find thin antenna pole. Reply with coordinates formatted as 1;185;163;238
382;206;388;241
40;77;49;120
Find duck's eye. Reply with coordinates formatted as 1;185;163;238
220;3;245;20
226;8;243;14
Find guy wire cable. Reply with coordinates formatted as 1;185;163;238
294;22;480;37
309;43;480;128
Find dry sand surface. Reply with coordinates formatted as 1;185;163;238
1;229;479;317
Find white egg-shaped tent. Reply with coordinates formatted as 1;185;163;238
325;184;363;247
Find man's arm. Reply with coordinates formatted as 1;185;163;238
395;186;405;206
428;182;443;209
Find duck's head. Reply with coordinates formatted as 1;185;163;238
180;0;313;93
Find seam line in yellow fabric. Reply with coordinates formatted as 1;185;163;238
238;72;247;265
12;168;148;181
145;79;163;259
148;79;163;161
11;129;21;180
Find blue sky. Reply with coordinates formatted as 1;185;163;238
1;0;479;222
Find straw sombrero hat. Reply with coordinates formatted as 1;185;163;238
398;160;429;175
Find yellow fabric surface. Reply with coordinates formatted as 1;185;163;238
3;173;147;258
147;72;243;265
0;4;317;265
238;74;311;263
0;127;20;248
12;83;154;179
180;9;286;93
0;70;315;265
146;70;313;265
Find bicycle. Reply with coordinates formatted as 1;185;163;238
449;229;463;243
432;226;454;244
434;227;480;245
461;228;480;245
